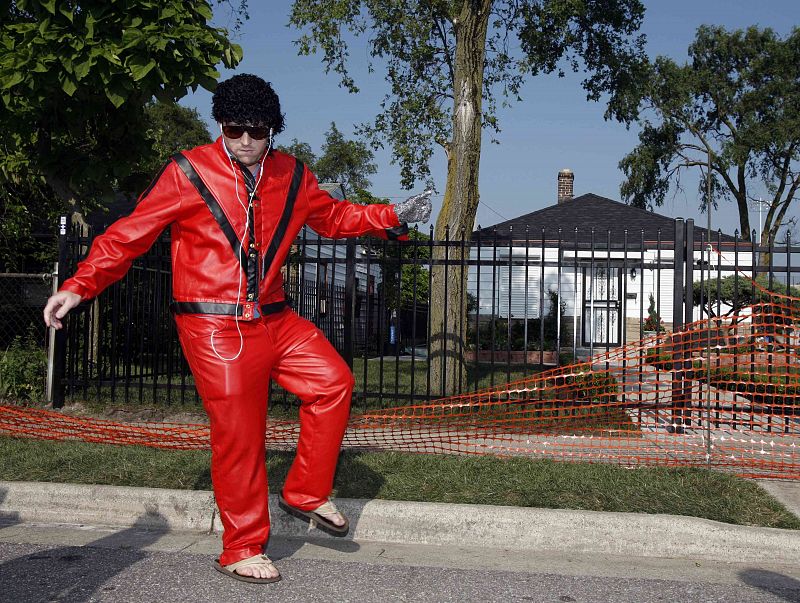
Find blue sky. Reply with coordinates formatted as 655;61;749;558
184;1;798;236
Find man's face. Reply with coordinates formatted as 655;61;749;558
220;122;270;167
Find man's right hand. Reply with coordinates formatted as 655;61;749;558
44;291;83;330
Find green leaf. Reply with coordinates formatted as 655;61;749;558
195;3;213;21
74;58;92;80
121;28;144;48
59;6;75;22
1;71;24;90
129;57;156;81
105;88;126;108
61;76;77;96
59;56;74;74
41;0;56;15
232;43;244;63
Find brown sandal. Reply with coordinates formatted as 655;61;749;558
213;554;282;584
279;494;350;536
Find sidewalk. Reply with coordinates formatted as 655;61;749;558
1;479;798;565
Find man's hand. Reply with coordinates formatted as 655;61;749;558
44;291;82;330
393;189;433;224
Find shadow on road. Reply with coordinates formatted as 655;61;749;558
739;568;800;602
0;486;20;527
0;512;169;603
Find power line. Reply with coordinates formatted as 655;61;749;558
478;200;509;222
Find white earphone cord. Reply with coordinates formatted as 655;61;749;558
211;129;272;362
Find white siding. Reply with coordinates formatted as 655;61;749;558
468;244;755;337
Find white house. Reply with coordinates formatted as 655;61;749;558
468;170;755;351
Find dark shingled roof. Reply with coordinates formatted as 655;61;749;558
473;193;738;245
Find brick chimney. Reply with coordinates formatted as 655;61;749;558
557;168;574;204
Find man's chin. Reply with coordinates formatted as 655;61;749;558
236;153;259;166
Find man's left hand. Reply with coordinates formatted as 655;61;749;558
393;190;433;224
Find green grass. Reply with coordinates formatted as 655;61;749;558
1;435;797;530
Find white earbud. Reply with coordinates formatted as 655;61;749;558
211;132;267;363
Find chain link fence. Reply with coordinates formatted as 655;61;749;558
0;271;55;403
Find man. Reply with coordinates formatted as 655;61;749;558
43;74;432;584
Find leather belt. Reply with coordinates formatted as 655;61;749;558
170;300;287;319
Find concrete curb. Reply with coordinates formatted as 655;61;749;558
0;481;216;532
1;480;798;564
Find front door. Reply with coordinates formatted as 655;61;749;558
582;265;622;347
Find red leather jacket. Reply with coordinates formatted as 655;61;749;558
61;138;406;317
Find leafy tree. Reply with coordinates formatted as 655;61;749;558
277;139;318;171
0;0;243;239
288;0;647;394
278;128;430;318
137;101;213;179
0;100;213;271
278;121;378;204
692;274;800;318
620;26;800;261
376;228;431;313
314;122;378;196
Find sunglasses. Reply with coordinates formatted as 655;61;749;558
221;124;271;140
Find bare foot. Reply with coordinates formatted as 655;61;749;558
225;555;280;581
314;500;346;527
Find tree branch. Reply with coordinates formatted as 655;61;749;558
771;146;795;203
772;173;800;235
430;11;454;84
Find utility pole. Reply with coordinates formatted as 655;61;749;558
748;197;769;243
705;149;713;465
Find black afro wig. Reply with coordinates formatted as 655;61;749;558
211;74;285;134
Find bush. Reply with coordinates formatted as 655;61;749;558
469;289;567;351
643;293;665;333
0;334;47;403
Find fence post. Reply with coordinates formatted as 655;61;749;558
670;218;687;432
45;261;58;404
343;238;356;368
684;219;694;326
50;216;68;408
672;218;685;333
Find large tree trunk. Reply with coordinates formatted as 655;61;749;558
429;1;491;397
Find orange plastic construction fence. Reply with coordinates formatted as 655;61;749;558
2;290;799;480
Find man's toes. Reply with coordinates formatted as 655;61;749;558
235;564;256;577
235;564;278;579
319;510;344;526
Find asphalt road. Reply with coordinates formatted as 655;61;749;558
0;523;798;603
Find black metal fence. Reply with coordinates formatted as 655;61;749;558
43;217;800;412
0;272;53;403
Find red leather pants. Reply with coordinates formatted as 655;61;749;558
175;308;354;566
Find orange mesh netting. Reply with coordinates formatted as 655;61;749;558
1;269;799;479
